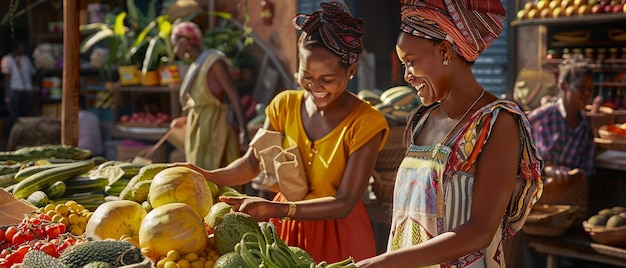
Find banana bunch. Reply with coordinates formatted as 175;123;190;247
94;90;114;109
553;31;590;42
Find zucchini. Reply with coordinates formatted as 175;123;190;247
44;181;66;199
14;163;70;182
53;193;106;211
0;163;22;176
12;160;95;199
63;176;109;195
0;172;17;188
26;190;50;207
0;145;92;162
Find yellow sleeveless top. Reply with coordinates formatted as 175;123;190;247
266;90;389;199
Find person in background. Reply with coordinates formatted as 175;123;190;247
78;96;103;156
527;55;596;177
173;1;389;263
169;21;249;170
522;55;596;268
356;0;543;267
2;39;37;134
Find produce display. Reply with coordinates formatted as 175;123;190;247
515;0;626;20
357;86;421;126
585;206;626;227
0;145;359;268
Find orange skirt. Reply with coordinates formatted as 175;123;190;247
269;193;377;264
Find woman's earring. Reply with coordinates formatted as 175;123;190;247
443;59;449;66
349;75;354;80
184;52;190;60
307;82;313;88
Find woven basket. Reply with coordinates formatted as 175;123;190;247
614;110;626;124
585;112;614;138
535;171;588;226
375;125;407;171
372;170;397;205
595;137;626;151
598;125;626;140
582;221;626;246
522;205;577;237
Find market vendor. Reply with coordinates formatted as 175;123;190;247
169;21;250;170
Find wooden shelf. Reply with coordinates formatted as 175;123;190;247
511;13;626;27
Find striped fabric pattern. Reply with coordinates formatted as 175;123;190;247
400;0;506;62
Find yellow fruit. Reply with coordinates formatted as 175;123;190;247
139;203;209;259
620;123;626;130
84;200;147;242
149;167;213;218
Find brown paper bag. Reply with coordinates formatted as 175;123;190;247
249;128;283;158
273;146;308;201
256;145;282;190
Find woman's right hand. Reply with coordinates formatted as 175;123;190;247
170;116;187;128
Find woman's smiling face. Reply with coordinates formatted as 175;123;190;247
396;33;451;105
297;46;355;108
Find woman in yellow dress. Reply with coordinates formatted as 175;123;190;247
173;1;389;263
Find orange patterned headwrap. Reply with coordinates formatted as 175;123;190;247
400;0;505;62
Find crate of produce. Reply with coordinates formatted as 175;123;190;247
582;206;626;246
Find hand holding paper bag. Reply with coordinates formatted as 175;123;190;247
249;128;308;201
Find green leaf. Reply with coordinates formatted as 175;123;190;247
80;28;115;53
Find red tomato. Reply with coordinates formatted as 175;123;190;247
11;231;35;246
39;244;59;258
0;258;12;268
0;249;9;258
4;226;16;244
44;225;61;240
0;228;4;242
4;251;22;266
15;245;30;258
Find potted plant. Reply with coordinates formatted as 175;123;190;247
201;11;254;81
139;15;176;86
79;0;159;85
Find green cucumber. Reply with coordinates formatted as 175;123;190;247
12;160;95;199
44;181;67;199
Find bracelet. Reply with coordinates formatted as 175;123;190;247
281;202;296;222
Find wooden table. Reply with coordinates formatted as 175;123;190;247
527;232;626;268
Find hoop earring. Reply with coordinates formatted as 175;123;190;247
443;59;449;66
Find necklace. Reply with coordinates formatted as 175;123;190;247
432;89;485;157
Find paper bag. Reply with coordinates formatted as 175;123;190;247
273;146;308;201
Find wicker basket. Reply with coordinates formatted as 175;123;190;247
598;125;626;140
582;221;626;246
522;205;577;237
535;170;588;225
585;112;615;138
614;110;626;124
595;137;626;151
375;126;407;171
372;170;397;205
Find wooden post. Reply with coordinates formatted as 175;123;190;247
62;0;79;146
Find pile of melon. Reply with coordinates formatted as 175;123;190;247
83;166;245;267
585;206;626;228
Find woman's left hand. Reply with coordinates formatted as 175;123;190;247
219;195;274;221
